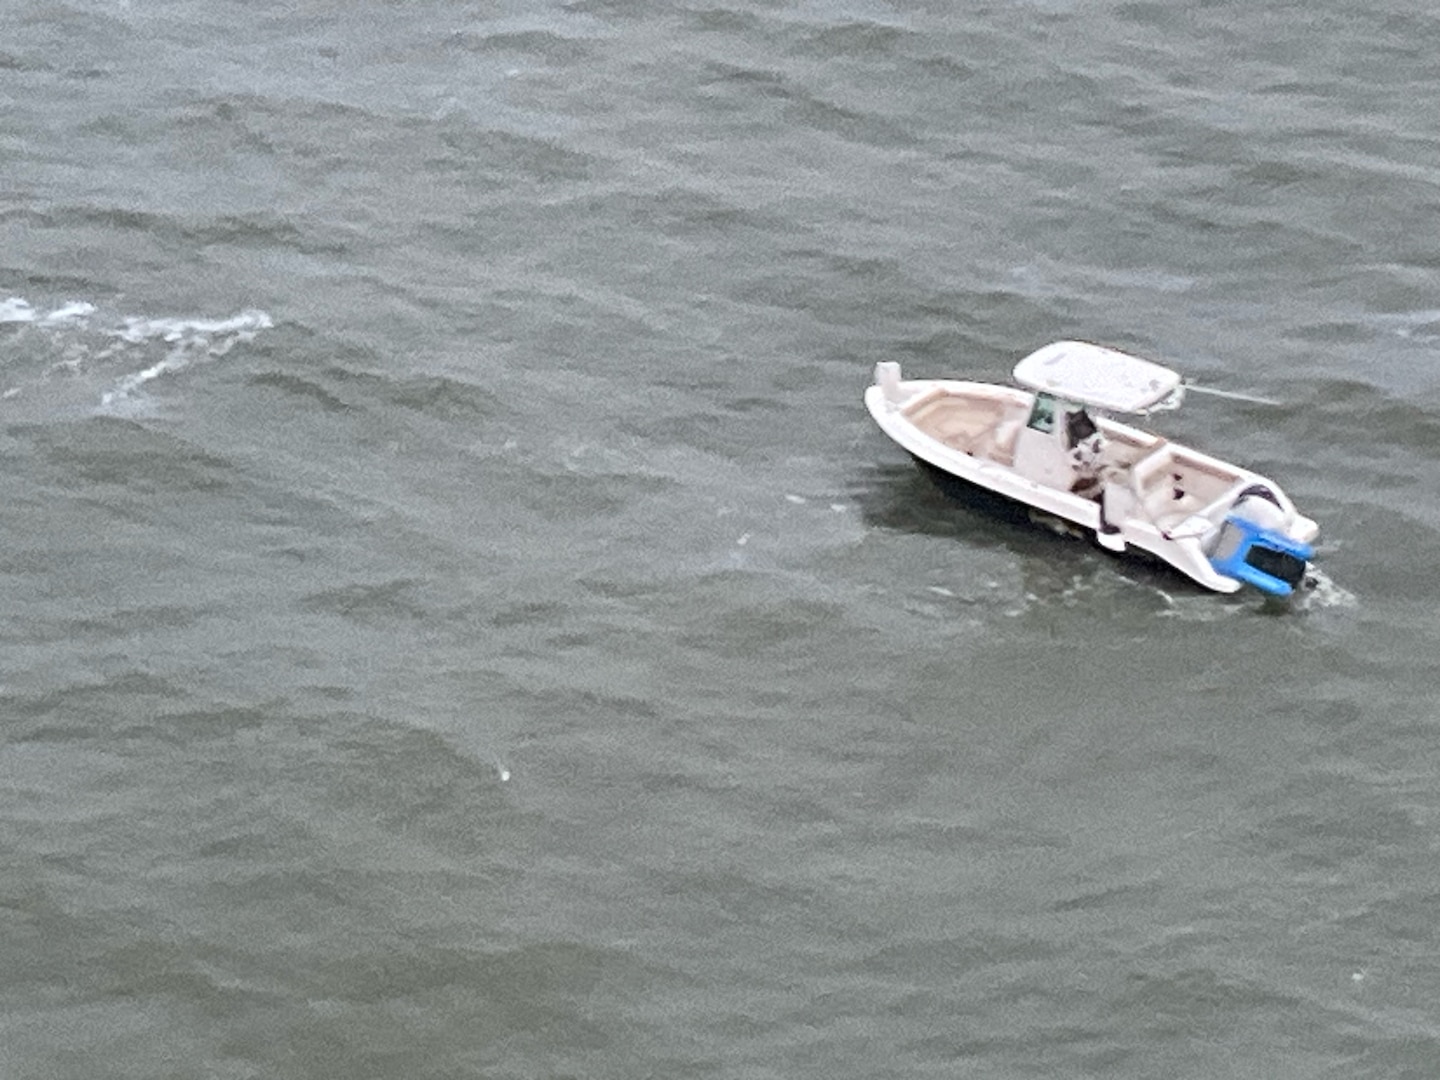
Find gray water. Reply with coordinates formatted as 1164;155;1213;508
4;2;1440;1077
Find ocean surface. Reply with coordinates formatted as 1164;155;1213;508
4;1;1440;1076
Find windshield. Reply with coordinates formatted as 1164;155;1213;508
1026;393;1056;434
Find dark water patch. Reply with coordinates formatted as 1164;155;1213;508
92;937;288;1013
888;818;1072;856
674;589;849;662
1241;772;1425;872
526;685;664;728
173;93;376;169
645;865;823;931
508;465;638;521
634;764;744;801
617;408;754;463
1288;319;1382;346
431;122;597;185
608;184;793;243
234;940;649;1078
183;212;348;256
1337;891;1440;946
1047;877;1166;914
574;572;668;603
287;717;532;859
29;417;238;496
300;578;434;625
687;7;763;34
1340;1033;1440;1080
736;251;916;325
370;372;502;423
46;203;351;259
695;60;915;147
0;49;52;73
252;362;503;430
133;703;271;747
725;394;788;415
1114;0;1182;31
1293;379;1440;457
447;28;598;65
699;61;790;96
1235;157;1331;190
248;370;353;414
53;603;208;646
7;671;190;730
489;599;570;630
858;932;1063;981
782;92;916;148
787;20;914;59
1115;966;1304;1036
172;96;281;157
316;939;615;1010
1265;697;1367;735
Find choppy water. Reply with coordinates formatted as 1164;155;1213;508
4;1;1440;1076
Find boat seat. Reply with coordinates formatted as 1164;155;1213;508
1130;445;1191;528
1131;446;1254;532
984;419;1021;465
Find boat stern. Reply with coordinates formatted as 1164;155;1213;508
1206;513;1315;597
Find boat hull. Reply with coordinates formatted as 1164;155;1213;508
865;370;1318;596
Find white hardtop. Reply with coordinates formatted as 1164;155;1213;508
1012;340;1183;413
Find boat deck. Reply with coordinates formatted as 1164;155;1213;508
904;387;1029;465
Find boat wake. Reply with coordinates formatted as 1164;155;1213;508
1294;567;1356;611
1;295;273;415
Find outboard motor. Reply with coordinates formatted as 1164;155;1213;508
1206;491;1313;597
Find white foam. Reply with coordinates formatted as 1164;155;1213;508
2;295;276;412
112;309;273;346
1;298;96;326
41;302;95;326
98;308;274;410
1295;568;1357;610
0;297;36;324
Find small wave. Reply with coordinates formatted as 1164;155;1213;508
100;309;274;410
1;297;96;327
1365;308;1440;343
1;295;273;413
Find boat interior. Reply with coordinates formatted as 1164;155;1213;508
902;386;1030;465
1124;441;1250;531
902;385;1253;529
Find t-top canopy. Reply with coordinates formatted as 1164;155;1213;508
1012;340;1183;413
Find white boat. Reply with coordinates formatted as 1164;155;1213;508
864;340;1318;597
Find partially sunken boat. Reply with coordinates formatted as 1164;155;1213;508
864;340;1317;597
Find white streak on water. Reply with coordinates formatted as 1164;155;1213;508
3;296;274;411
99;309;274;410
1;297;95;326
